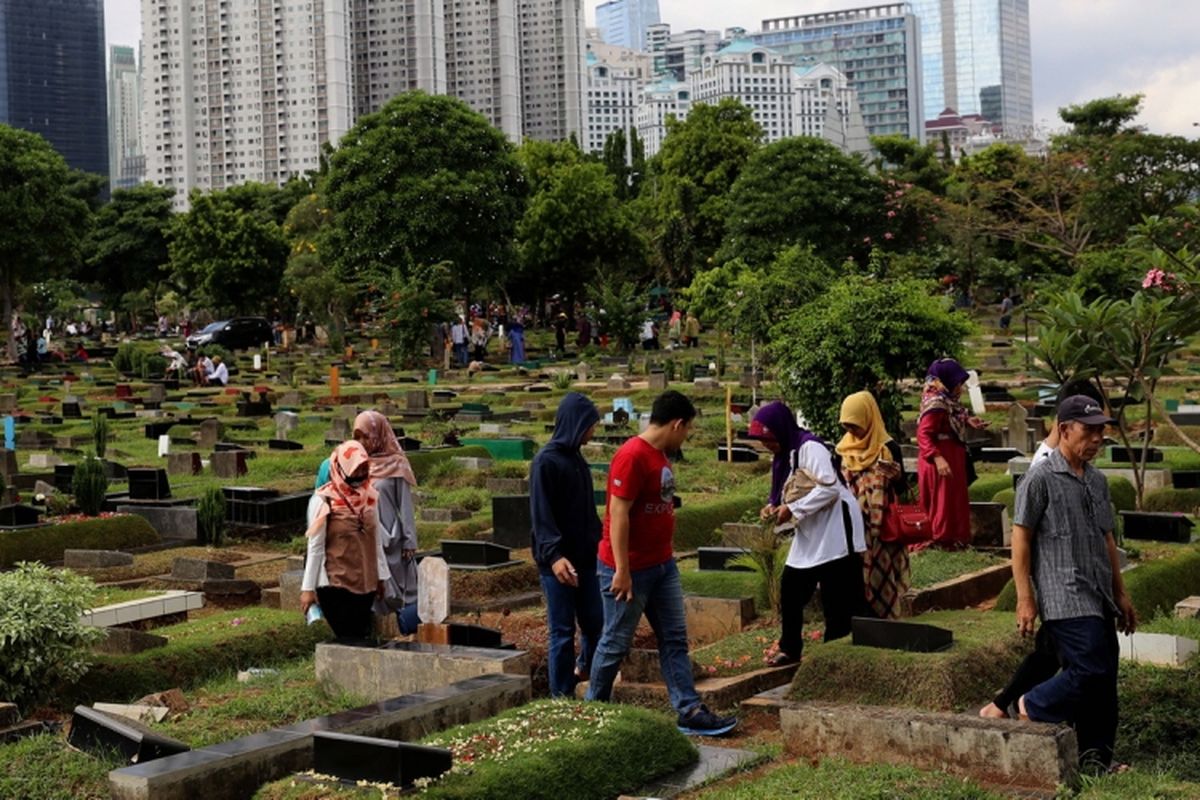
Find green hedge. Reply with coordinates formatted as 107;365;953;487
63;608;328;708
995;547;1200;620
1107;476;1136;513
969;475;1012;502
406;446;493;483
992;488;1016;516
1143;488;1200;514
674;493;763;551
0;514;159;569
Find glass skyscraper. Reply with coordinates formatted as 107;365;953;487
910;0;1032;137
0;0;109;180
596;0;661;51
752;3;924;141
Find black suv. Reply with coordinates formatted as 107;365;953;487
186;317;273;351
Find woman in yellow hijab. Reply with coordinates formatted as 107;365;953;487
836;391;910;619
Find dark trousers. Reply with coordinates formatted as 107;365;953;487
316;585;376;643
1024;616;1119;769
994;625;1060;711
778;554;865;659
539;564;603;698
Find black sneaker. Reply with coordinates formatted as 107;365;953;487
677;704;737;737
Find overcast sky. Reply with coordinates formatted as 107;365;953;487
104;0;1199;136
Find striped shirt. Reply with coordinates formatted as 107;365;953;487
1014;447;1115;621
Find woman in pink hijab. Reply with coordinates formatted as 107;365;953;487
354;410;421;634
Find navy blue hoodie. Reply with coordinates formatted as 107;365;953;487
530;392;602;571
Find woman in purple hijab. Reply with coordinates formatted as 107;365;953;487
749;401;866;667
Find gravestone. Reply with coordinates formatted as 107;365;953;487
64;549;133;569
172;558;236;581
851;617;953;652
196;418;224;449
146;384;167;404
312;732;452;789
157;434;171;458
26;453;62;469
417;557;450;624
1175;596;1200;619
0;504;41;527
1119;511;1194;543
1004;403;1030;455
969;502;1009;547
211;450;248;478
648;372;668;391
67;705;189;765
62;401;82;418
166;452;201;476
127;468;171;500
328;416;351;441
0;448;15;478
607;374;631;390
274;411;300;440
439;540;512;567
697;547;751;571
491;495;532;549
406;390;428;411
575;362;590;381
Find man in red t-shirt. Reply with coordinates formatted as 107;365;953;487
585;391;737;736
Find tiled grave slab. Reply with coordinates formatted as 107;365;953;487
81;591;203;628
1118;632;1199;666
316;641;529;703
851;617;953;652
117;505;198;541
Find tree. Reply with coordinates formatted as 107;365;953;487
768;277;972;438
322;92;526;291
369;262;456;368
82;184;176;315
0;125;92;358
628;127;646;199
718;137;883;268
601;128;631;200
1058;94;1143;137
515;158;642;303
168;189;289;316
872;134;950;195
648;99;761;282
282;192;354;346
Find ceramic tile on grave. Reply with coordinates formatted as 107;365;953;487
127;468;171;500
851;617;954;652
491;495;532;549
67;705;190;765
439;539;512;568
1120;511;1194;543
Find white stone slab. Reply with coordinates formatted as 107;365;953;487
80;590;204;627
418;557;450;624
1118;632;1199;666
1176;596;1200;619
158;435;171;457
94;702;169;724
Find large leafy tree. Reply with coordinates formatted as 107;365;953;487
282;192;355;344
719;137;883;268
768;276;972;437
648;99;761;283
515;147;642;304
82;184;176;310
168;187;289;316
0;125;92;357
321;92;526;292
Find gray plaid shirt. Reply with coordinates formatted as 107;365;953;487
1013;448;1115;621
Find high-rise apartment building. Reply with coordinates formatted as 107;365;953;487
445;0;522;140
350;0;445;119
584;49;638;153
910;0;1032;137
0;0;109;180
690;39;795;142
753;3;924;142
108;45;145;190
635;78;689;157
645;23;722;81
595;0;659;51
586;36;654;83
793;61;870;154
518;0;586;142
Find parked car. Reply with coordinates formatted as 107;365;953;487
186;317;273;351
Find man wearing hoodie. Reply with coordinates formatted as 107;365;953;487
531;392;604;697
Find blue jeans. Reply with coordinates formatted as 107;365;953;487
1024;615;1118;768
585;559;700;716
539;564;603;698
453;343;469;366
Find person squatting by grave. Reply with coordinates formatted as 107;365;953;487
749;401;868;668
1010;395;1137;772
301;440;389;643
354;410;421;636
586;390;738;736
530;392;604;698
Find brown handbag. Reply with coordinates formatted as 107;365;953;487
782;449;835;503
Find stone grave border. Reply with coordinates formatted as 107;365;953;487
81;590;204;628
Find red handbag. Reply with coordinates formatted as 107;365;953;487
880;490;932;545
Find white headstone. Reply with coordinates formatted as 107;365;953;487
253;354;262;371
966;369;986;416
158;435;171;458
418;557;450;625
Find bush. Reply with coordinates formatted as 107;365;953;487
0;563;103;712
1107;476;1136;513
197;487;227;546
674;493;764;551
969;474;1011;502
0;515;159;569
992;488;1016;516
995;547;1200;620
71;457;109;517
768;276;972;438
91;412;108;461
1143;488;1200;514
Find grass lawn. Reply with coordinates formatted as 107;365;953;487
70;546;254;583
908;548;1007;589
678;556;763;602
692;625;782;678
691;758;1003;800
0;733;121;800
88;585;163;607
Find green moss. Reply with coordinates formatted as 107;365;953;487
674;493;764;551
786;610;1030;712
968;474;1011;502
64;608;329;708
1143;488;1200;514
0;514;160;568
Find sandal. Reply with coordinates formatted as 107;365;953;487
767;651;800;668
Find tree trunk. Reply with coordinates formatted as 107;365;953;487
3;271;13;362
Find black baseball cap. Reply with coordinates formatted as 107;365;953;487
1057;395;1115;425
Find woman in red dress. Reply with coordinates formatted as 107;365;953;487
916;358;986;549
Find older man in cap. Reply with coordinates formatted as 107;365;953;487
1011;395;1137;771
